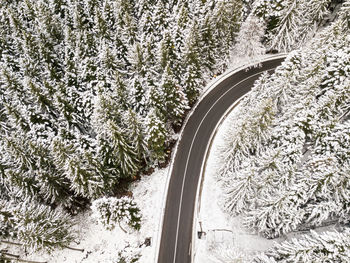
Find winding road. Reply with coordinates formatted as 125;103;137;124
158;56;286;263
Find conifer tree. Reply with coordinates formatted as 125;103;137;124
0;199;75;252
93;92;139;182
104;121;139;179
159;64;189;124
254;230;350;263
158;32;178;73
230;14;266;64
181;22;203;106
51;133;105;199
128;42;150;114
151;0;169;40
211;0;242;63
1;134;40;201
222;164;259;215
198;14;216;72
173;3;190;55
145;110;167;164
124;109;149;165
254;0;333;51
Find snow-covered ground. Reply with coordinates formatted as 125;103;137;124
2;168;168;263
193;105;282;263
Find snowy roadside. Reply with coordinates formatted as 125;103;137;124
192;94;340;263
6;168;168;263
194;104;280;263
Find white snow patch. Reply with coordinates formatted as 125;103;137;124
19;168;168;263
194;105;280;263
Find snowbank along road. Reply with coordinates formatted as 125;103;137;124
157;55;286;263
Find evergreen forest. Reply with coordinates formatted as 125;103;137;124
0;0;247;254
219;0;350;261
0;0;349;261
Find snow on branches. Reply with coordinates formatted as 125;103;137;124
220;3;350;248
91;196;142;232
254;230;350;262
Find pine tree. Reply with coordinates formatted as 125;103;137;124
173;3;190;56
151;0;169;41
182;24;203;106
244;185;307;238
113;72;130;110
124;109;149;166
27;139;71;206
198;14;216;72
159;64;189;125
145;110;167;165
230;14;266;65
103;121;139;179
128;42;150;114
222;164;259;215
254;0;332;51
0;133;40;201
113;0;138;44
0;199;75;252
211;0;242;64
158;32;178;73
254;230;350;263
93;92;139;182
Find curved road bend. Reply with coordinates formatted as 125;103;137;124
158;57;285;263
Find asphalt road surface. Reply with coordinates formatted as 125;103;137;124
158;57;286;263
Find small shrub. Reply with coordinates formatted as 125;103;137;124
116;245;141;263
91;197;141;232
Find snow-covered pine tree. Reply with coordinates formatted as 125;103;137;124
297;151;350;228
222;163;260;216
229;14;266;65
104;121;139;179
128;41;152;115
150;0;170;41
145;109;167;165
253;0;333;51
267;0;307;51
173;3;190;56
243;187;307;238
113;72;130;111
254;230;350;262
158;31;178;73
220;75;277;178
25;139;71;206
0;133;41;201
0;199;75;252
124;109;149;166
182;22;203;106
51;131;106;199
198;13;217;73
159;64;189;125
211;0;243;70
93;91;139;181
